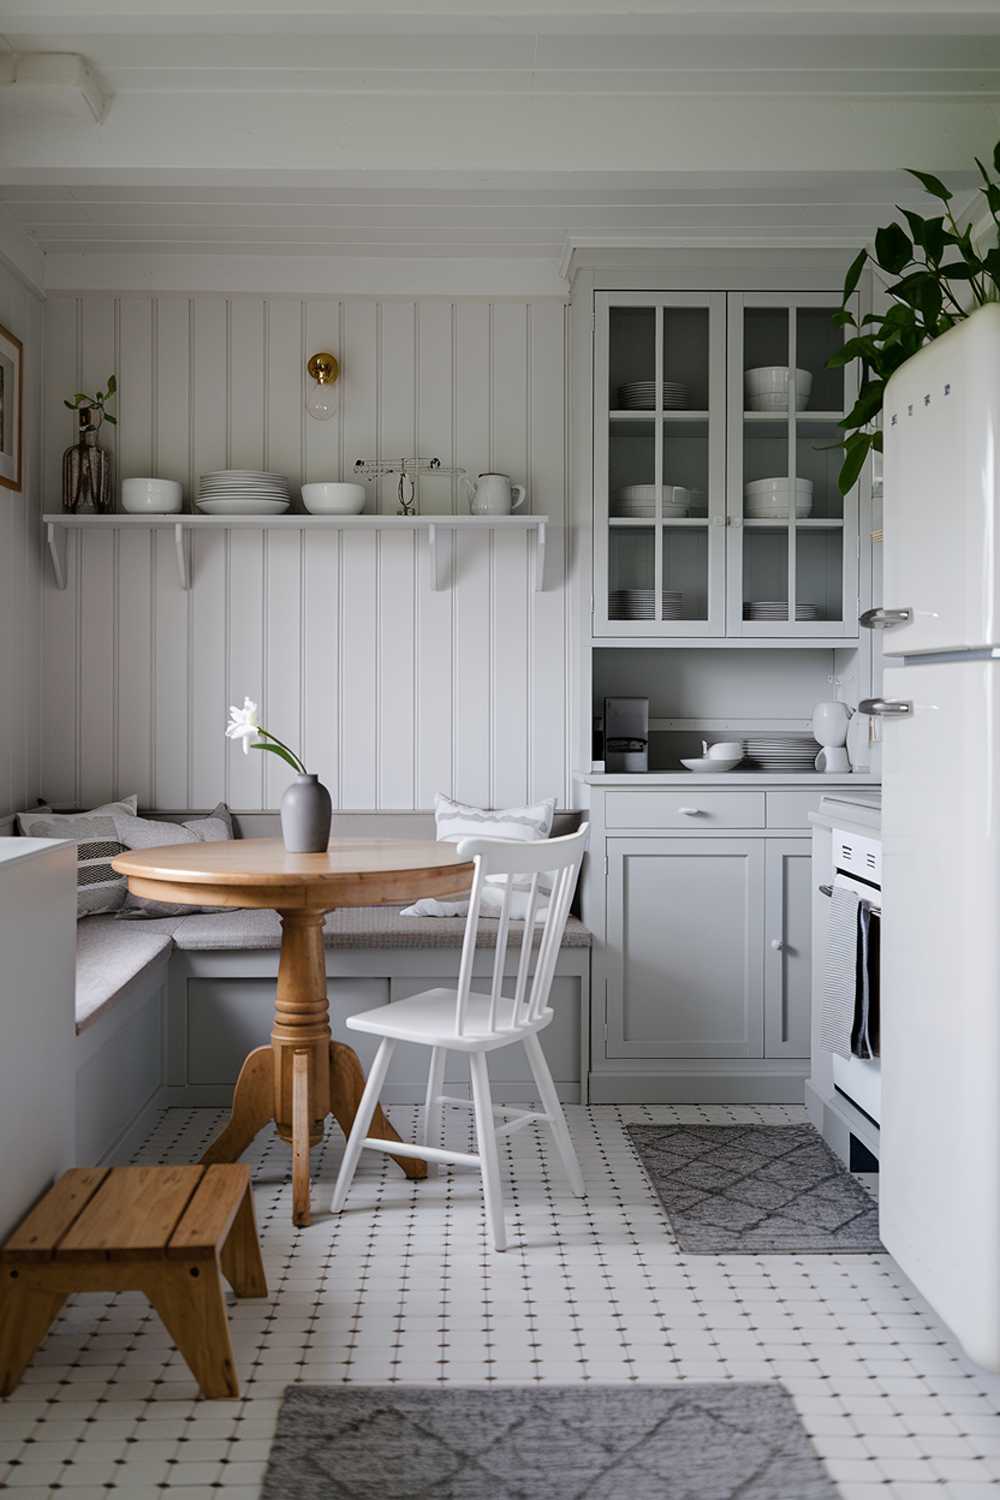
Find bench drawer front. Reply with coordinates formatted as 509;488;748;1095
766;790;822;828
604;791;765;829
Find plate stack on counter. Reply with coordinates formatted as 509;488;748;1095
742;733;819;772
197;471;291;516
610;589;684;621
617;381;689;411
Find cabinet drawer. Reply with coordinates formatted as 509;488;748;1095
604;790;765;829
766;791;821;828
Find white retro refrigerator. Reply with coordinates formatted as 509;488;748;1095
869;302;1000;1371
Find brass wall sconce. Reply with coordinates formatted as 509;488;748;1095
306;352;340;422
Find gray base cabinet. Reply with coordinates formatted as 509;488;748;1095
580;778;877;1103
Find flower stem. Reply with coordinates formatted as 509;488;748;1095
258;727;307;775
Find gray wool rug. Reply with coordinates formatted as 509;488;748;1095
627;1122;882;1254
262;1383;838;1499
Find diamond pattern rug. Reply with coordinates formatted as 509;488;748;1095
627;1123;882;1254
262;1383;838;1498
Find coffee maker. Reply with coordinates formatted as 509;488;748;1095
603;697;649;774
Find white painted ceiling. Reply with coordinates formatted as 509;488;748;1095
0;1;997;279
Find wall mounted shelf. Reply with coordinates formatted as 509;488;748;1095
43;512;548;594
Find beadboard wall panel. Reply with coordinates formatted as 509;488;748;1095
0;262;44;821
40;293;570;813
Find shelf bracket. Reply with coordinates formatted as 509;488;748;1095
534;520;547;593
426;523;452;591
173;523;190;590
46;522;67;590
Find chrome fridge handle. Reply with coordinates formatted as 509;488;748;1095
859;697;912;718
859;606;912;630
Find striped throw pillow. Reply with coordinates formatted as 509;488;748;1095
29;814;128;917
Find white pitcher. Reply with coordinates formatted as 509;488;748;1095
462;472;527;516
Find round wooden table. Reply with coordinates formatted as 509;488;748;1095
112;838;474;1226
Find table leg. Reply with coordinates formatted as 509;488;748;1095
203;905;426;1220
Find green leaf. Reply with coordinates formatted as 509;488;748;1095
251;741;303;773
993;140;1000;175
841;379;885;432
73;393;89;404
63;400;75;409
837;432;874;495
831;309;856;328
842;246;868;303
907;168;953;202
105;374;117;395
899;208;926;248
103;414;117;425
983;246;1000;285
827;335;878;368
936;261;976;279
874;223;912;275
921;216;946;263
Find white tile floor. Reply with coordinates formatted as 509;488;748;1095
3;1102;1000;1497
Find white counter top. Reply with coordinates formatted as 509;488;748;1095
577;772;881;788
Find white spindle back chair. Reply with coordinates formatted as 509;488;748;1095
330;825;589;1250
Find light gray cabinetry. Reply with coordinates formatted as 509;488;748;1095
764;839;812;1060
606;837;764;1060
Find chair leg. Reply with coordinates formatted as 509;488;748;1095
469;1052;507;1252
523;1031;585;1198
418;1047;447;1174
330;1038;396;1214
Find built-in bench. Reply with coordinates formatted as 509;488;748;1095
68;812;592;1165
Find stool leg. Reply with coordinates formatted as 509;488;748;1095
0;1277;66;1396
145;1262;239;1400
221;1187;267;1300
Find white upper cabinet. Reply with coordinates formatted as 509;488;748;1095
593;288;861;642
594;292;727;638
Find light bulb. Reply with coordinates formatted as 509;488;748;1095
306;381;339;422
305;352;340;422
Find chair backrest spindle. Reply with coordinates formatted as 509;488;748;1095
452;825;589;1040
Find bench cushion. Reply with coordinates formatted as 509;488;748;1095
170;905;592;951
76;917;175;1032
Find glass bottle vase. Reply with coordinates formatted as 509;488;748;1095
63;412;112;514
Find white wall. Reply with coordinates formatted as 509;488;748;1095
40;292;573;812
0;257;44;820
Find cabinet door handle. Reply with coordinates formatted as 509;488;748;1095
859;696;912;718
677;807;704;816
859;606;912;630
770;938;784;951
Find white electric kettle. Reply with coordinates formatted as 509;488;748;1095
462;472;527;516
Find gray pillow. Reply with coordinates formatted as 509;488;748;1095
118;804;236;917
27;813;129;918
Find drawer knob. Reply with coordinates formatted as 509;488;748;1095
770;938;784;951
678;807;704;816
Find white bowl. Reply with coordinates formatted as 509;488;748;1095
301;482;367;516
745;365;812;413
121;478;183;514
745;477;814;496
680;756;742;774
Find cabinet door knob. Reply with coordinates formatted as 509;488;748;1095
678;806;704;816
770;938;784;951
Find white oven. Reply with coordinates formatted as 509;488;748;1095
828;827;882;1127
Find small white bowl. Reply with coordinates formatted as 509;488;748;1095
745;366;812;412
121;478;183;514
680;756;742;774
301;482;366;516
745;477;814;496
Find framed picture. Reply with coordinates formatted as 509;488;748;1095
0;321;23;492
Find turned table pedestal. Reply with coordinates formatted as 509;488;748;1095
113;838;473;1226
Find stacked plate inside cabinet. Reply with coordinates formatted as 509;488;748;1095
617;381;689;411
197;470;290;515
612;484;689;519
745;600;820;622
742;734;820;772
610;589;684;620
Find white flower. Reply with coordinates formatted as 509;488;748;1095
226;697;260;756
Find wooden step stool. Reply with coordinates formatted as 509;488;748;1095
0;1164;267;1400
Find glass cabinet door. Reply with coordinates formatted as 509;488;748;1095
727;292;859;638
594;292;726;636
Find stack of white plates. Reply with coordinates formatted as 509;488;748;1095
610;589;684;621
744;477;813;520
745;600;821;622
613;484;690;519
618;381;689;411
198;470;290;516
742;734;819;773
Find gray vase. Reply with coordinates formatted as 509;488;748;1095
280;774;332;853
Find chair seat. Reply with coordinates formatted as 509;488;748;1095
346;987;550;1052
